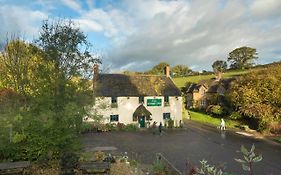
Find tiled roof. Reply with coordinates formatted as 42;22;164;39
187;78;235;93
93;74;181;97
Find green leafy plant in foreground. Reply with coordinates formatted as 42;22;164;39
234;144;262;175
196;160;224;175
153;159;166;174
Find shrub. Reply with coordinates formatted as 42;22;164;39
229;112;242;120
117;122;125;131
168;119;174;128
206;105;223;117
80;122;94;133
105;123;117;131
153;159;166;174
60;151;79;175
269;121;281;134
124;124;139;132
94;151;105;162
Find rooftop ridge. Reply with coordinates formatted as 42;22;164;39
99;73;167;77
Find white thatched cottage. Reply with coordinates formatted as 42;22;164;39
85;65;182;128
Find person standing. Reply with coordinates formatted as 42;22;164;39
159;122;163;135
152;121;157;135
220;118;226;131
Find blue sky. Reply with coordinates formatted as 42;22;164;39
1;0;281;72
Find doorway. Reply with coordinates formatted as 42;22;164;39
138;116;145;128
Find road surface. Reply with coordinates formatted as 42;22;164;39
81;121;281;174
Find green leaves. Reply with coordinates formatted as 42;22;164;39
171;65;192;77
234;158;246;163
12;132;26;143
0;18;98;161
235;144;262;173
242;164;250;171
212;60;227;73
252;155;262;163
146;62;170;75
241;145;248;155
228;46;258;69
196;159;224;175
36;19;101;80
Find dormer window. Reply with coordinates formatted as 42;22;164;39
111;97;117;108
164;96;169;106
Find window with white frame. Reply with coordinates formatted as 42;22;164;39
110;115;119;122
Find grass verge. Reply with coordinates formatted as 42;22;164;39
183;109;241;129
273;137;281;143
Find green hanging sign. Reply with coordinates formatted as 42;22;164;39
147;99;162;106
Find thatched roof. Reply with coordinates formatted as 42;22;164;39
133;104;152;120
94;74;181;97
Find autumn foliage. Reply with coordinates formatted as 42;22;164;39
228;64;281;132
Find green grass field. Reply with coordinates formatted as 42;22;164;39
183;109;241;129
274;137;281;143
173;70;249;88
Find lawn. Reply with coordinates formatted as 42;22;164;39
183;109;241;129
274;137;281;143
173;70;249;88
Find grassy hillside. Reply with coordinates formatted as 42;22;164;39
173;70;249;88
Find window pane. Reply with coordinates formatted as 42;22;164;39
164;96;169;103
111;97;117;103
163;113;171;120
139;96;144;103
110;115;119;122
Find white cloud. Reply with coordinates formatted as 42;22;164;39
173;31;208;46
0;5;47;42
73;6;135;46
251;0;281;19
1;0;280;72
61;0;82;13
104;0;281;71
75;19;103;32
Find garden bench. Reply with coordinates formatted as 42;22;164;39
0;161;31;175
80;162;110;174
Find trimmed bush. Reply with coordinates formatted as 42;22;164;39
124;124;139;131
168;119;174;128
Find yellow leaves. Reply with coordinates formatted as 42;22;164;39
229;64;281;125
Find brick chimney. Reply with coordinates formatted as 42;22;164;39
165;66;171;78
93;64;99;91
215;71;222;81
93;64;99;77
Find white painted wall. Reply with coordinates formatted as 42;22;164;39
85;96;183;127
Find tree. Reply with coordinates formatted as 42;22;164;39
146;62;169;75
171;65;192;77
227;46;258;69
0;19;102;161
36;19;101;112
0;38;37;97
36;19;101;80
212;60;227;73
227;64;281;131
